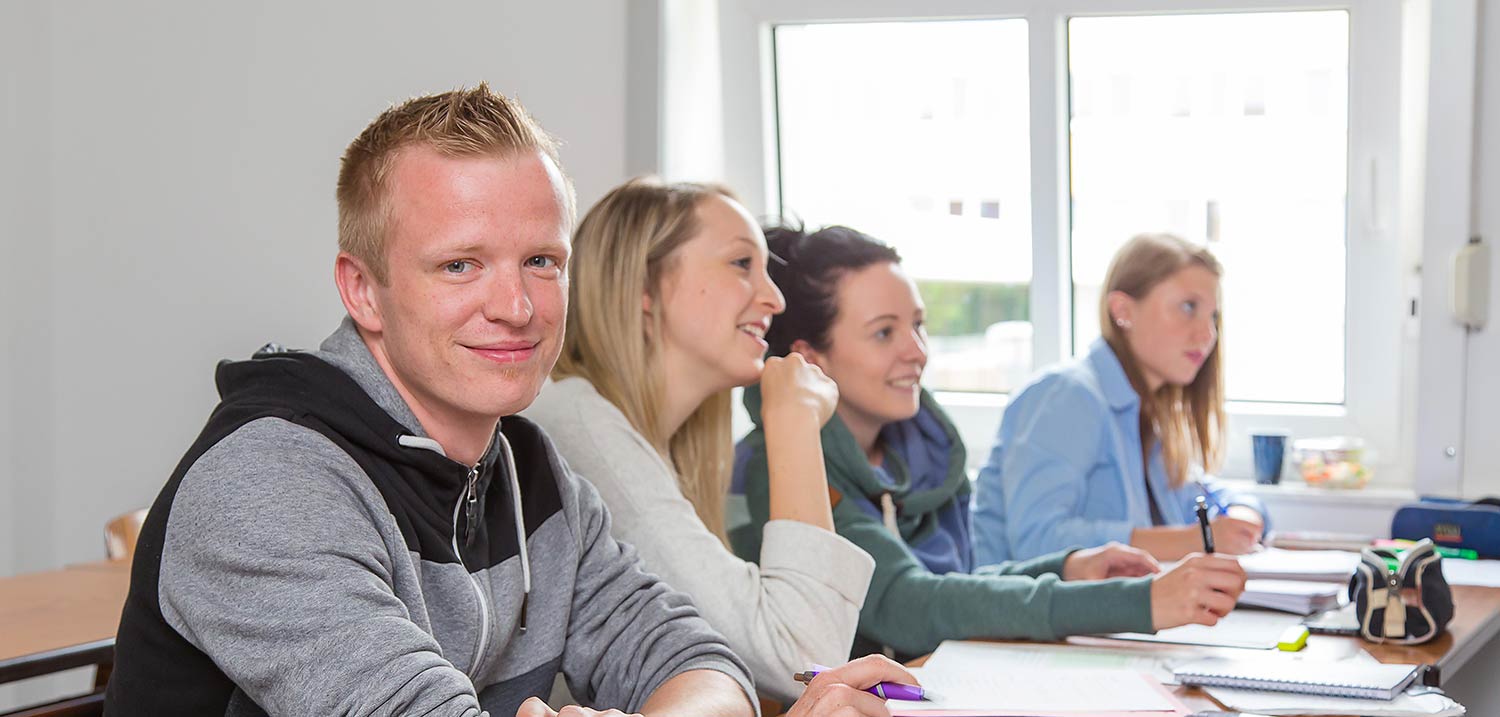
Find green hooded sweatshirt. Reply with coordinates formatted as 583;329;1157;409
729;385;1155;659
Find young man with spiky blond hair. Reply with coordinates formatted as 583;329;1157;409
106;84;756;717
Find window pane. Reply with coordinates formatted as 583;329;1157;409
775;19;1032;392
1069;12;1348;404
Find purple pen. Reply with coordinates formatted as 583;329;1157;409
792;670;936;701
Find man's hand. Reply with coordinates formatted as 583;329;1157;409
1149;553;1247;630
515;697;641;717
787;654;918;717
1062;542;1161;581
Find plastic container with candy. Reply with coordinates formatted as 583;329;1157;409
1291;436;1371;488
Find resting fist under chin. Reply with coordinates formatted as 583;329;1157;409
759;353;840;427
516;697;640;717
1061;542;1161;581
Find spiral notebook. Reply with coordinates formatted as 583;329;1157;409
1173;657;1424;700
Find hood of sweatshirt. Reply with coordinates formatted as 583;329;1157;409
212;319;495;495
211;318;544;575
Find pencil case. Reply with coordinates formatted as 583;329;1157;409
1349;539;1453;645
1390;497;1500;558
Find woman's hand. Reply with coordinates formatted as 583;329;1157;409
760;352;839;427
1149;553;1247;630
1210;508;1264;555
1061;542;1161;581
787;655;918;717
761;352;839;530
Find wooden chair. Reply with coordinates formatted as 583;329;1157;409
82;508;148;706
2;509;142;716
103;509;147;563
0;694;103;717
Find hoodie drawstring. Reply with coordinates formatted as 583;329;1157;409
497;432;532;632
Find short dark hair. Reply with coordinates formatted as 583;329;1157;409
764;223;902;358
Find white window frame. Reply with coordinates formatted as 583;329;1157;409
714;0;1407;483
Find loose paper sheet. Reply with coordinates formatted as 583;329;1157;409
1442;559;1500;588
1106;608;1306;649
888;666;1180;715
925;640;1180;684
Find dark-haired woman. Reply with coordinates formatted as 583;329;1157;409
972;234;1267;564
730;225;1247;659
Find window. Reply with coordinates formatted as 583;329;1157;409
717;0;1401;480
1068;12;1350;405
774;19;1034;392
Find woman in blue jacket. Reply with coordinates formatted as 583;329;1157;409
973;233;1267;563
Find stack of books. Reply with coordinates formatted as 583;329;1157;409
1238;579;1345;615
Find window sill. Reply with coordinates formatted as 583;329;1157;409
1215;477;1416;507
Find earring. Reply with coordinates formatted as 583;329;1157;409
1115;318;1132;330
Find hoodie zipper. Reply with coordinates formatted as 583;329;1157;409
464;465;480;547
451;457;492;680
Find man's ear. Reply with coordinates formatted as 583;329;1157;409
334;252;385;334
788;338;828;373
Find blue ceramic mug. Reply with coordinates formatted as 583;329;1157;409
1251;432;1289;485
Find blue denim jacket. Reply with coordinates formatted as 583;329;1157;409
972;338;1265;563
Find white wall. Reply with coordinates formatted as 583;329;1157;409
2;0;59;587
1465;0;1500;499
1;2;638;706
1;0;633;577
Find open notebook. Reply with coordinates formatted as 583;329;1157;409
1173;657;1425;700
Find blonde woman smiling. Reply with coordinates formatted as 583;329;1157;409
523;178;874;704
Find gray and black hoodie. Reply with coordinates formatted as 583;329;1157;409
105;319;754;716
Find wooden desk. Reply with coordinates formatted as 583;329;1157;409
0;560;129;686
1360;585;1500;681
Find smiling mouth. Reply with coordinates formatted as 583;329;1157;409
467;343;538;364
738;322;768;346
887;376;921;389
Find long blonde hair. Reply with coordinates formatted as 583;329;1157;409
553;177;736;540
1099;233;1226;488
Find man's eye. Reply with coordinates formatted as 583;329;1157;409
731;257;753;270
526;256;557;269
444;260;472;274
1181;300;1196;315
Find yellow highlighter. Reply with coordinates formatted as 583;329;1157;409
1277;624;1310;651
